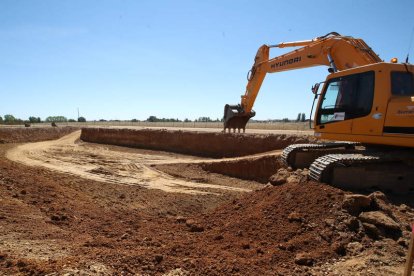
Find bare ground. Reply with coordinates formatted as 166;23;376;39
0;128;413;275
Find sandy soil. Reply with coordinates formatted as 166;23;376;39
6;131;253;195
1;129;413;275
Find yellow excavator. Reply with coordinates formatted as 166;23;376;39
224;32;414;193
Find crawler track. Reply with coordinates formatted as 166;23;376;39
309;152;414;193
281;142;357;168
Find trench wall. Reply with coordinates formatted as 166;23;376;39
201;155;284;183
80;127;313;158
0;126;79;143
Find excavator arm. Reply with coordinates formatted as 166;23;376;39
223;32;382;132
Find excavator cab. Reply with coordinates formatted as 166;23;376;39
311;63;414;148
223;104;255;133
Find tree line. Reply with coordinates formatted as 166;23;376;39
0;114;309;125
144;116;222;123
0;114;86;125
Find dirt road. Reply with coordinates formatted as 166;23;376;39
6;131;254;195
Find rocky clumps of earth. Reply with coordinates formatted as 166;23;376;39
267;168;413;275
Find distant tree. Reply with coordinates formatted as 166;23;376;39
282;118;289;122
296;113;302;122
46;116;67;122
4;114;16;123
99;119;107;122
197;117;212;122
131;119;138;122
3;114;24;125
147;116;158;122
184;118;191;122
145;116;183;122
78;116;86;122
0;116;3;123
68;119;76;122
29;116;41;123
300;113;306;122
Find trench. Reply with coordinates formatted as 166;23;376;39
80;128;314;183
5;128;314;195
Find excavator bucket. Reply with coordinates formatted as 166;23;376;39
223;104;255;133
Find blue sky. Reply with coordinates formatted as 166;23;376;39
1;0;413;121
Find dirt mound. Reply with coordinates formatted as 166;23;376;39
81;127;315;158
181;176;412;275
181;181;347;275
0;127;78;143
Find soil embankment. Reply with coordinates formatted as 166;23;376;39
80;127;314;158
0;126;78;143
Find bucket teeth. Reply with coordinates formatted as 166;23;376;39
223;104;255;133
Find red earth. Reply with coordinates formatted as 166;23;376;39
0;127;412;275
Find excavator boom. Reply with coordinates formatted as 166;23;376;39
223;32;381;132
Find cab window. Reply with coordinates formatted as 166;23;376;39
318;71;375;124
391;71;414;96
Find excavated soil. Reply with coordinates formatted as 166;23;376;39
0;126;78;144
0;127;413;275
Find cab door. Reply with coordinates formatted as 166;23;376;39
349;71;385;136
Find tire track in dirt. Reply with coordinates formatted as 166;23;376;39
6;131;253;194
